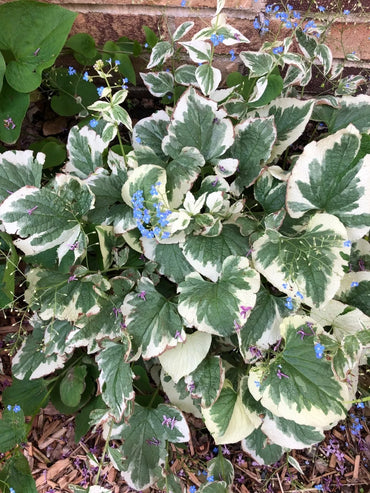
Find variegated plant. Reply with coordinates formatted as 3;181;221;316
0;0;369;491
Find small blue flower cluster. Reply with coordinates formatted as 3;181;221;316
131;185;171;240
210;33;225;46
229;49;237;61
285;297;293;310
349;413;364;436
314;343;325;359
7;404;21;412
273;46;283;55
253;17;269;33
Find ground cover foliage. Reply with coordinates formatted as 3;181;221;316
0;0;369;492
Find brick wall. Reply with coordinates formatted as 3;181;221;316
2;0;369;88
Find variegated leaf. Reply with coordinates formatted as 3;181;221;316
312;95;370;133
252;98;314;160
254;169;287;213
64;125;107;179
121;277;185;359
336;271;370;317
0;150;43;203
195;63;222;96
228;117;276;192
239;52;275;77
140;71;174;97
159;331;212;383
186;356;225;408
174;64;198;87
202;381;261;445
162;87;234;161
173;21;194;42
132;110;170;161
161;371;202;418
178;256;260;337
314;44;332;75
181;224;248;282
179;41;212;64
120;403;189;490
286;125;370;240
147;41;174;69
96;340;135;421
0;177;94;263
252;213;348;308
250;315;355;428
242;428;285;465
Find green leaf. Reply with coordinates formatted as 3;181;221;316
287;125;370;240
252;213;348;308
65;33;97;61
207;454;234;486
0;149;43;202
314;44;332;75
249;73;284;108
254;169;286;213
49;68;98;117
242;427;285;465
121;277;184;359
0;0;76;93
140;71;174;97
336;272;370;317
162;87;234;161
295;28;317;58
159;331;212;384
181;224;249;282
252;315;353;428
228;116;276;192
147;41;174;69
29;138;67;169
0;407;26;452
64;125;107;179
195;63;222;95
59;364;87;408
157;473;184;493
187;356;225;408
175;64;198;86
0;453;37;493
3;377;48;416
0;51;5;92
239;51;275;77
198;482;228;493
0;81;29;144
143;25;159;48
0;231;18;308
0;177;93;263
179;41;212;64
96;340;135;421
120;404;189;490
178;256;260;337
202;381;260;445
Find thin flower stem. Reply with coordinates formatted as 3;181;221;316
94;419;114;485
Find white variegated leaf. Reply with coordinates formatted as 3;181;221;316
173;21;195;42
195;64;222;96
179;41;212;64
161;371;202;418
140;71;174;97
335;271;370;317
239;52;275;77
158;331;212;383
242;428;285;465
147;41;174;69
253;213;348;308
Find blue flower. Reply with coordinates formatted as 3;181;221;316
229;49;236;61
285;21;292;28
284;297;293;310
207;476;214;482
181;0;186;6
293;11;301;19
189;487;196;493
314;343;325;359
68;66;76;76
253;18;261;29
7;404;12;411
135;136;142;143
82;71;89;81
89;119;99;128
13;404;21;413
287;4;293;10
314;486;323;491
265;5;272;13
318;6;325;12
273;46;283;55
343;240;352;247
296;291;304;300
97;86;105;97
144;42;149;48
351;281;359;287
115;59;121;65
357;402;365;409
9;488;15;493
273;5;279;12
343;9;350;15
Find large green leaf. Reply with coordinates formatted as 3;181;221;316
64;125;107;179
0;231;18;309
287;125;370;240
252;98;314;160
3;376;48;416
0;407;27;453
0;0;76;93
121;277;185;359
181;224;248;282
96;340;135;421
132;110;170;161
252;213;348;308
178;256;260;337
228;117;276;192
202;381;260;445
0;150;43;203
0;81;30;144
162;87;234;161
249;316;355;428
119;403;189;490
0;176;94;263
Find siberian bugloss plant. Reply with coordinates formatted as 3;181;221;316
0;0;369;491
